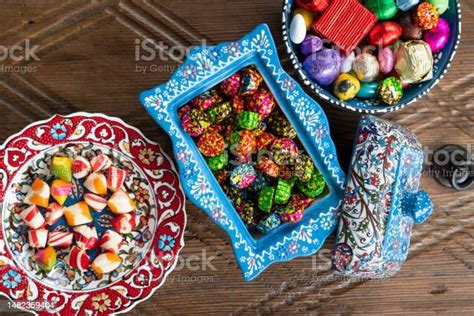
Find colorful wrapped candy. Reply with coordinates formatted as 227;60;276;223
280;204;305;223
28;228;48;248
274;179;292;205
257;156;280;178
295;154;315;182
229;130;257;162
271;138;298;165
237;203;256;228
423;18;450;53
240;67;263;96
90;154;112;173
84;172;107;195
412;2;439;30
197;132;225;157
190;89;222;111
24;178;50;208
67;245;90;271
247;90;276;118
257;213;281;234
207;151;228;171
91;252;122;274
258;186;275;212
64;201;93;226
292;194;316;212
84;193;108;211
34;246;57;272
73;225;99;249
378;76;403;105
368;22;403;47
21;205;45;229
352;53;380;83
236;111;260;130
297;170;326;197
303;49;342;86
45;203;65;226
51;156;72;182
256;133;275;151
333;74;361;101
296;0;329;12
181;112;206;137
219;72;241;97
50;179;72;205
208;102;232;124
311;0;377;53
48;231;73;248
108;189;136;214
100;230;123;253
231;96;245;114
364;0;399;20
230;164;256;189
72;156;91;179
268;112;296;139
107;166;127;192
111;213;137;234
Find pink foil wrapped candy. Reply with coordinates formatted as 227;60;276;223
423;18;450;53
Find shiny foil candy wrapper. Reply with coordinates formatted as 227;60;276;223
395;40;434;84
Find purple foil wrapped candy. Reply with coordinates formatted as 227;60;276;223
303;49;342;87
299;35;323;57
423;18;450;53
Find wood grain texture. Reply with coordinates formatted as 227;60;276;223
0;0;472;314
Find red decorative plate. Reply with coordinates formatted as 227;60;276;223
0;113;186;315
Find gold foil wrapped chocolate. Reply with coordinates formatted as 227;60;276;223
394;40;433;84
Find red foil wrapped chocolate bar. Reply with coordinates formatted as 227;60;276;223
311;0;378;54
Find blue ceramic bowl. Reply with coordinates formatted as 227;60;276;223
140;24;346;281
282;0;461;113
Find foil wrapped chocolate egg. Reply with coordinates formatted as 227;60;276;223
398;12;423;40
412;2;439;30
395;40;434;84
364;0;398;20
333;74;361;101
190;89;222;111
368;22;403;47
357;82;379;99
429;0;449;14
341;52;356;73
396;0;419;11
378;47;394;74
377;76;403;104
296;0;329;12
423;18;450;53
299;35;323;57
303;49;342;86
352;53;379;83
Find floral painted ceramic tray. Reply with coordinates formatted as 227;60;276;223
0;113;186;315
140;24;345;281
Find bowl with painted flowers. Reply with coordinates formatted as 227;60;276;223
0;113;186;315
283;0;461;113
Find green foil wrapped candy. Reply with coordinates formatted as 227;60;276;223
258;186;275;213
188;109;211;130
377;77;403;105
208;102;232;124
236;111;260;130
207;151;228;170
429;0;448;14
297;170;326;198
274;179;292;205
295;154;315;182
365;0;398;20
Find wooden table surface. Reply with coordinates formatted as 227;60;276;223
0;0;473;315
